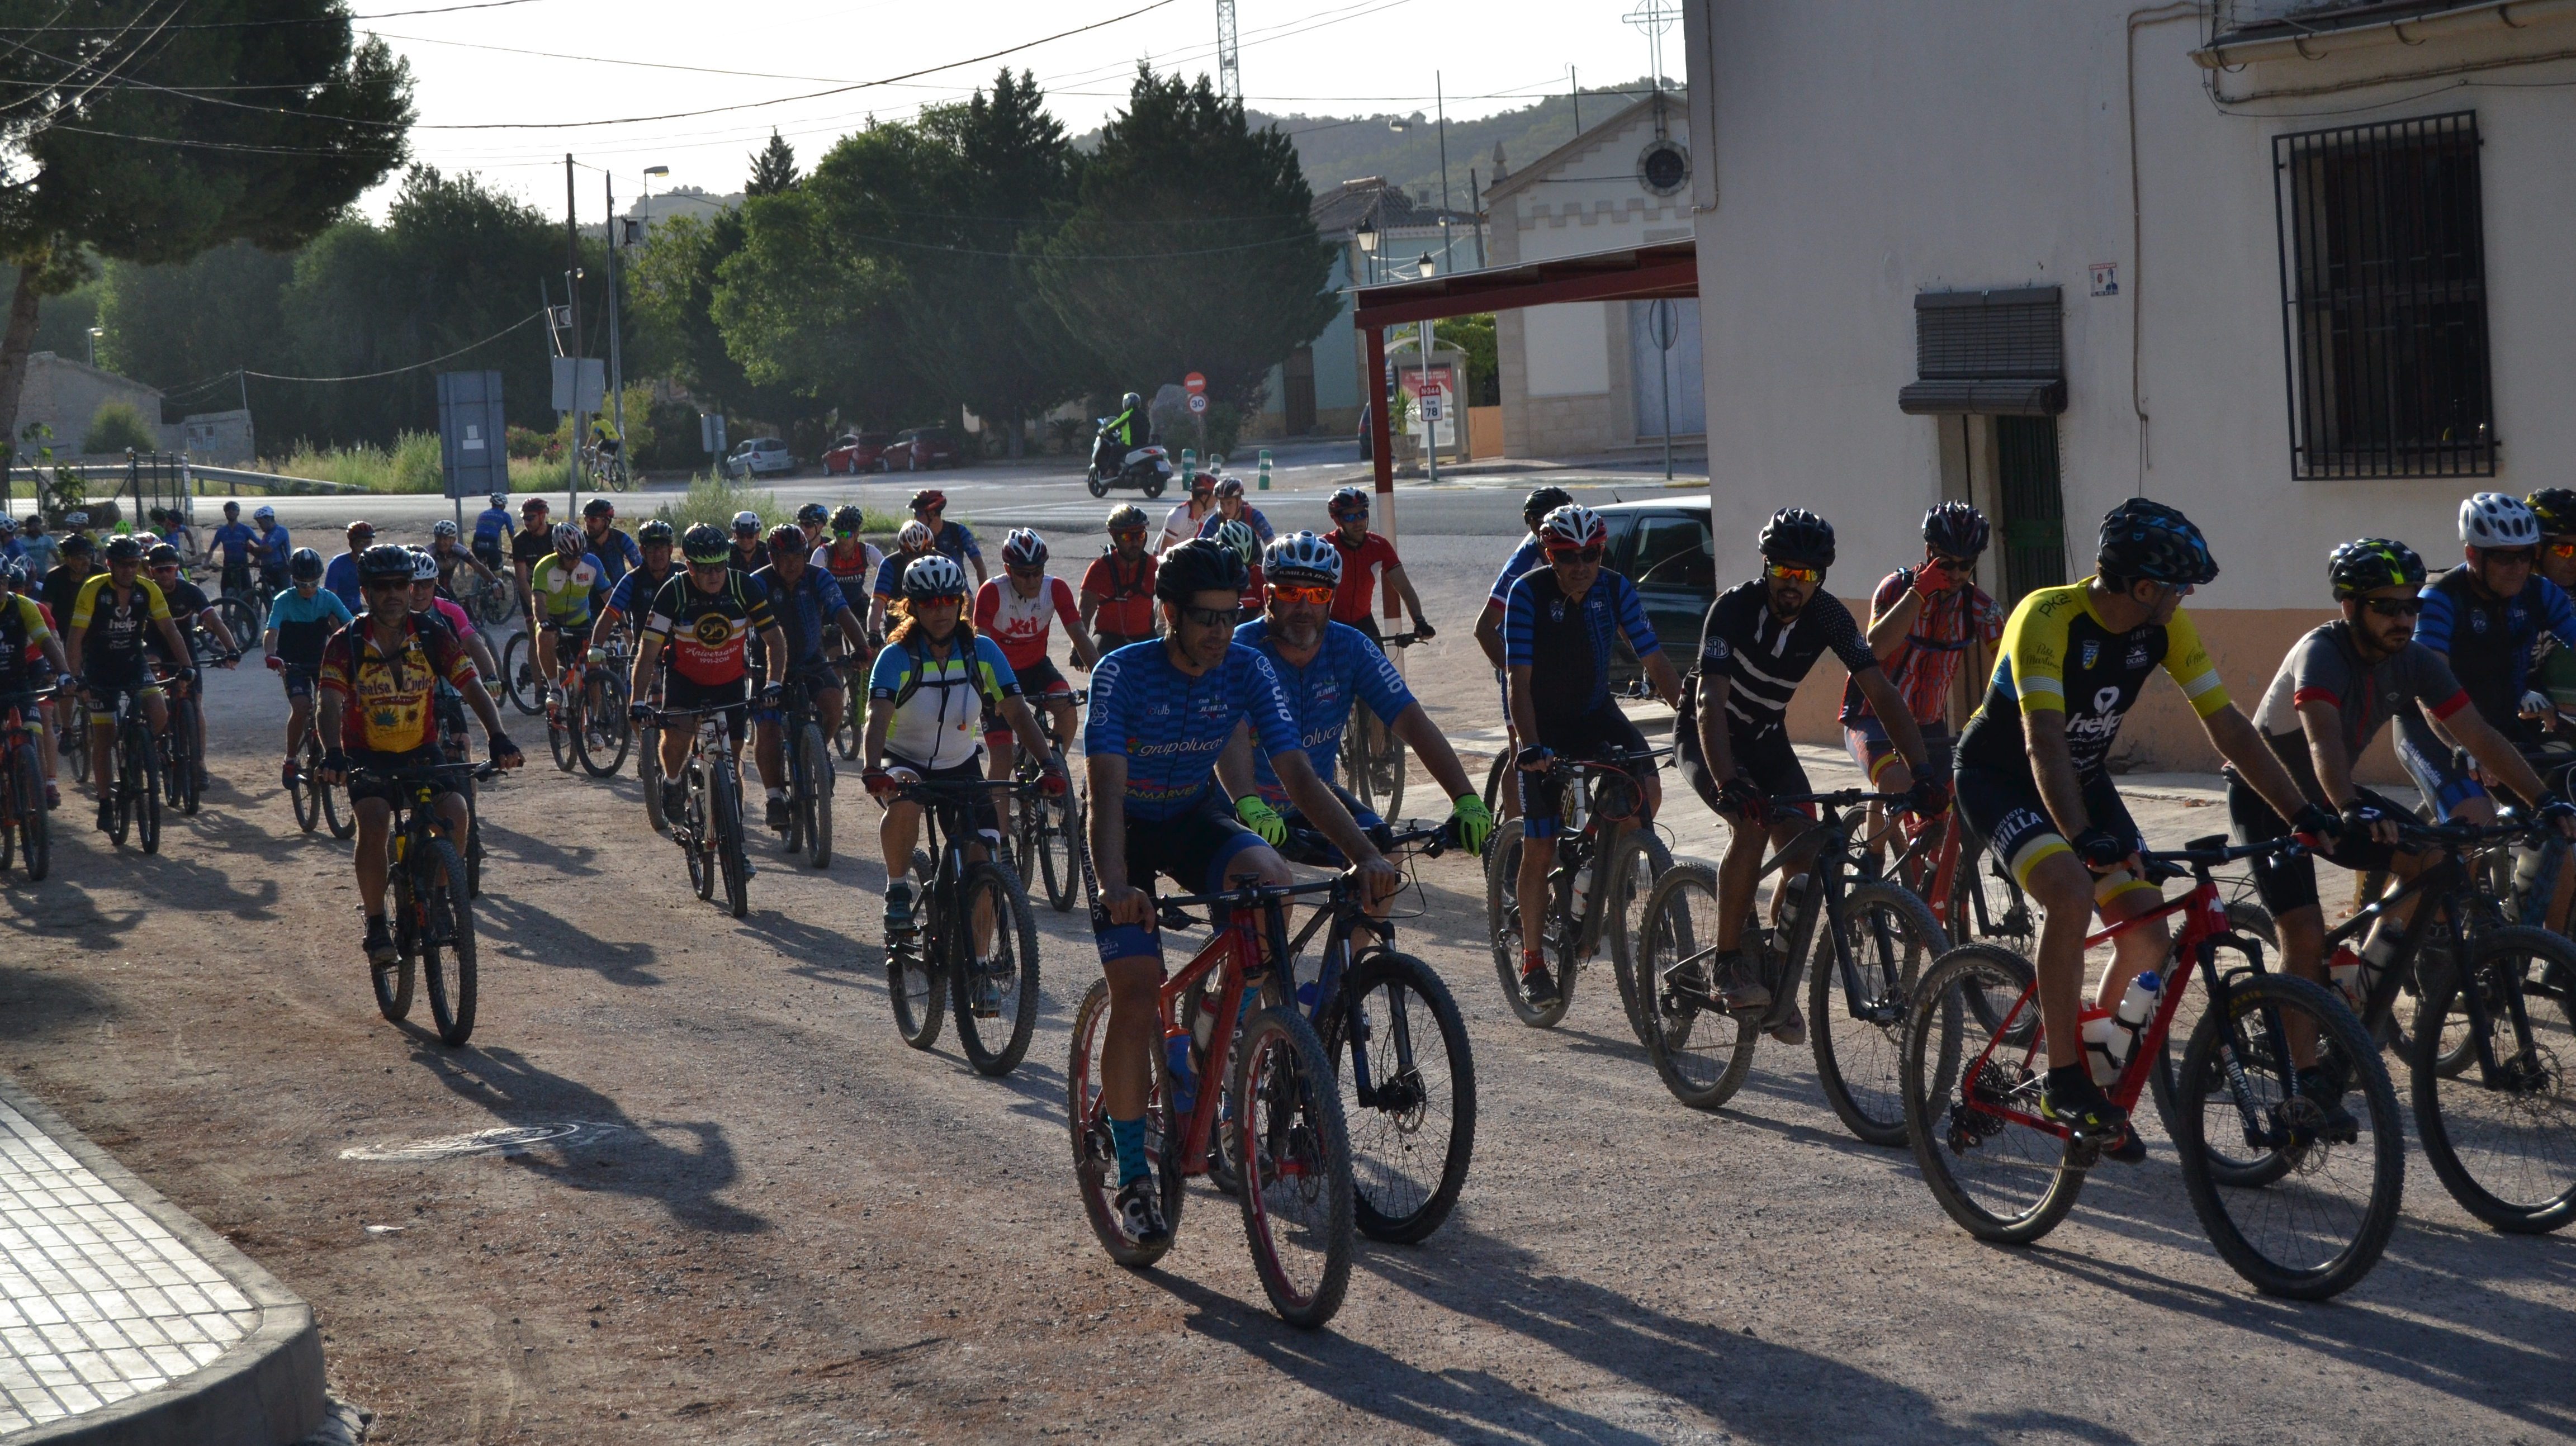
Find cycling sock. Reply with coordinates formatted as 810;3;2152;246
768;786;787;801
1107;1114;1149;1186
1520;947;1543;977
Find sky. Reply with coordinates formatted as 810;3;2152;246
364;0;1680;220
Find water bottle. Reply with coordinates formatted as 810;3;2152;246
1294;980;1320;1013
1165;1031;1198;1116
1565;857;1594;920
1190;984;1221;1053
1564;775;1590;833
2078;1008;2121;1087
2328;945;2364;1009
2109;971;2162;1067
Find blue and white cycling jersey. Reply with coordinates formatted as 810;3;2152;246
1502;566;1660;720
754;563;852;669
586;528;644;591
1232;617;1413;807
1195;506;1276;546
472;506;512;551
1085;638;1300;821
1486;534;1545;608
210;521;258;567
255;524;290;576
2413;568;2576;728
603;563;681;621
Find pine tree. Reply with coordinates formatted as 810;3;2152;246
746;132;801;197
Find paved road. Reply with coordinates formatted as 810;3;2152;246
1;530;2568;1444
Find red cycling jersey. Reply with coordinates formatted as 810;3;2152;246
972;574;1081;671
1327;530;1400;625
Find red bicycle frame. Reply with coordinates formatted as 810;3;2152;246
1150;877;1336;1174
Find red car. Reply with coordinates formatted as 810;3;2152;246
893;426;964;471
823;432;897;475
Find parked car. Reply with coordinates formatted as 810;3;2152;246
893;426;964;471
823;432;897;475
722;437;794;479
1591;496;1714;688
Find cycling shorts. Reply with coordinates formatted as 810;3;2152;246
662;673;748;746
883;752;1005;845
2394;726;2489;820
220;560;250;589
1843;718;1954;786
2225;771;2403;917
983;657;1069;741
1954;763;2154;906
346;743;449;808
1092;793;1268;966
1278;779;1392;867
1524;701;1650;842
0;691;44;737
82;658;162;723
279;664;318;703
759;660;841;724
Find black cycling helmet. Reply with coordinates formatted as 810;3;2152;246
1522;485;1575;530
59;534;93;558
2527;488;2576;538
583;496;615;520
636;519;675;547
795;501;830;527
145;543;182;567
1922;500;1991;558
102;535;144;564
2328;538;2427;600
1153;537;1248;605
682;523;733;563
357;543;416;583
1758;508;1836;567
830;504;865;534
2096;497;2217;587
287;547;324;581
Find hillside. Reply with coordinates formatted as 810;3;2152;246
1252;77;1670;209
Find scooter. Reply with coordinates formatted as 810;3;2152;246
1086;424;1172;499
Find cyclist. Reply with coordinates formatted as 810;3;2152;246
509;497;555;611
1217;530;1492;879
728;510;771;573
1503;505;1684;1007
814;505;885;632
1214;519;1264;622
589;414;621;467
2522;487;2576;720
1155;471;1218;554
870;520;936;636
315;545;523;967
321;521;376;611
2232;537;2572;1123
0;519;21;568
862;553;1064;938
1085;538;1400;1245
793;502;831;555
63;536;193;831
1953;497;2321;1156
580;497;642;593
751;525;871;830
629;524;788;826
0;562;68;809
1325;485;1432;770
529;523;603;718
1079;505;1158;653
17;516;57;580
406;548;498;688
251;506;290;596
210;500;259;601
1473;485;1574;817
39;534;96;625
1194;475;1273;547
472;492;513;573
910;490;985;585
973;529;1098;805
144;543;238;787
1841;501;2004;871
590;519;680;654
429;519;500;600
263;549;349;791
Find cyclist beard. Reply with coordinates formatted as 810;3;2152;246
1270;608;1322;651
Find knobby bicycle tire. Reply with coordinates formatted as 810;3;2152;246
949;859;1041;1076
13;743;48;881
712;764;750;918
888;850;944;1049
2148;921;2286;1187
1040;792;1085;913
500;633;540;715
1325;951;1476;1244
323;757;353;840
418;836;479;1047
684;764;714;901
214;597;260;653
1811;880;1950;1148
1637;861;1760;1109
641;742;667;835
1231;1006;1355;1329
1604;826;1675;1045
576;675;631;778
375;874;419;1023
1484;819;1573;1028
1068;978;1183;1268
797;723;831;869
2411;925;2576;1234
126;718;159;855
1900;944;2086;1245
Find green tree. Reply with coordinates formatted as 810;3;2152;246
81;399;154;453
746;131;801;197
1034;67;1336;414
0;0;414;457
628;208;809;433
95;241;298;413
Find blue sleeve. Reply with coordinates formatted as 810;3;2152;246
619;532;642;567
866;642;908;698
1084;649;1133;757
1252;509;1275;544
955;525;980;560
1347;630;1416;723
264;592;288;630
2542;580;2576;647
325;591;352;626
874;556;901;596
1614;575;1662;657
607;572;640;616
817;572;851;614
2415;584;2455;655
1502;576;1536;667
1234;648;1303;759
973;634;1021;699
1489;538;1541;605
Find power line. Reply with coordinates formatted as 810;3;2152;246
241;310;546;383
0;0;553;31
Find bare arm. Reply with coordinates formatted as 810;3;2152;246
1274;747;1386;867
1384;563;1429;630
1214;718;1258;802
1389;703;1475;800
1474;601;1506;670
2295;700;2362;810
2205;703;2310;825
1865;585;1924;662
2446;704;2554;809
861;695;894;772
1697;667;1738;785
1642;650;1684;709
2021;709;2095;839
1506;662;1540;748
62;625;83;679
629;635;664;708
1854;666;1931;770
1087;753;1133;895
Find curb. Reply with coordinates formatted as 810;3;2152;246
0;1077;324;1446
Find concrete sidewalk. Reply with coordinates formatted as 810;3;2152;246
0;1077;321;1445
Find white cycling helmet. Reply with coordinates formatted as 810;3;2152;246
898;520;934;551
2461;492;2541;549
408;548;439;583
901;553;969;600
1264;530;1341;586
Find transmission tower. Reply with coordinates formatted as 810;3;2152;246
1215;0;1241;102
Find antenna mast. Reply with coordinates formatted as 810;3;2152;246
1215;0;1241;101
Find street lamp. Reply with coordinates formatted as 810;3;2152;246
84;326;101;368
641;164;669;235
1415;254;1438;483
1352;214;1377;287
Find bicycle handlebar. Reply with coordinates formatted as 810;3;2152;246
345;759;504;786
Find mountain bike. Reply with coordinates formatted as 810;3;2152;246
581;440;629;494
881;776;1040;1074
1901;833;2403;1300
770;675;834;869
214;570;273;652
429;680;496;899
652;705;752;918
1482;746;1674;1030
1636;787;1949;1144
355;760;498;1047
284;669;353;840
57;697;87;786
829;652;869;761
1068;869;1356;1328
0;686;55;882
574;638;632;780
449;563;516;630
1007;689;1086;912
500;630;546;716
540;650;591;774
92;682;163;855
1339;630;1419;819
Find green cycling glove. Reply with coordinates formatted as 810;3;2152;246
1450;792;1495;856
1235;794;1286;847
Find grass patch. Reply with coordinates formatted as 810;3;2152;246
649;475;903;536
261;433;570;494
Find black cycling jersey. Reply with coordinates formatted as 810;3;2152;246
144;579;211;664
1696;580;1873;736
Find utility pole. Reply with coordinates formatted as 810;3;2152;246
1468;168;1485;268
603;172;626;466
1570;65;1580;134
1436;73;1453;273
1215;0;1240;101
564;154;584;516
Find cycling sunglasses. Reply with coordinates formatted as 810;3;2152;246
1547;544;1606;565
2548;539;2576;560
1177;604;1237;629
1765;562;1822;585
2361;596;2425;617
1330;505;1370;521
1269;582;1334;606
1006;564;1045;579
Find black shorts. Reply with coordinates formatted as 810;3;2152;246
1955;762;2154;908
279;663;319;703
886;751;1003;842
347;744;448;807
220;559;250;590
1730;720;1817;811
80;656;162;720
1526;701;1651;841
1092;793;1267;965
663;674;749;743
2226;772;2403;916
984;658;1067;741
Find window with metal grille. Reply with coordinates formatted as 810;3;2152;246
2273;111;2494;479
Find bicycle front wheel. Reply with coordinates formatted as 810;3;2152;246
1604;825;1675;1044
1068;978;1183;1268
500;632;541;715
2176;974;2402;1299
291;735;322;832
888;851;943;1049
417;837;479;1047
641;743;667;834
1901;944;2084;1244
12;743;46;881
2412;925;2576;1234
1484;819;1573;1028
797;722;831;869
323;765;353;840
1637;862;1759;1108
1328;951;1475;1244
1232;1006;1355;1329
576;675;631;778
1811;880;1949;1147
214;596;260;651
949;859;1041;1076
547;692;577;772
1039;791;1083;912
712;765;749;918
373;879;418;1023
130;724;160;855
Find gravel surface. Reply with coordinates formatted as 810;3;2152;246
0;532;2568;1444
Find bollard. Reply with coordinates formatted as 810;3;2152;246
1179;449;1196;488
1257;448;1271;491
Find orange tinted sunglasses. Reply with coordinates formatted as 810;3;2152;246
1270;582;1335;605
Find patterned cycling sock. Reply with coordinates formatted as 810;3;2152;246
1520;948;1544;976
1108;1115;1149;1187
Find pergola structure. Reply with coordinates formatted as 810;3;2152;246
1347;235;1699;542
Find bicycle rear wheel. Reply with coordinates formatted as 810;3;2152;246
576;676;631;778
950;859;1042;1076
477;573;516;628
1604;826;1674;1043
2176;974;2401;1298
1637;862;1760;1108
213;596;259;650
1484;819;1574;1028
888;851;944;1048
1812;880;1950;1147
14;743;48;881
1068;978;1183;1268
1232;1006;1355;1329
501;633;542;715
2412;926;2576;1234
1328;951;1475;1244
797;722;831;869
1901;944;2085;1244
416;837;479;1047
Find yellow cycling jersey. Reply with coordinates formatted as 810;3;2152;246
1956;580;2228;779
